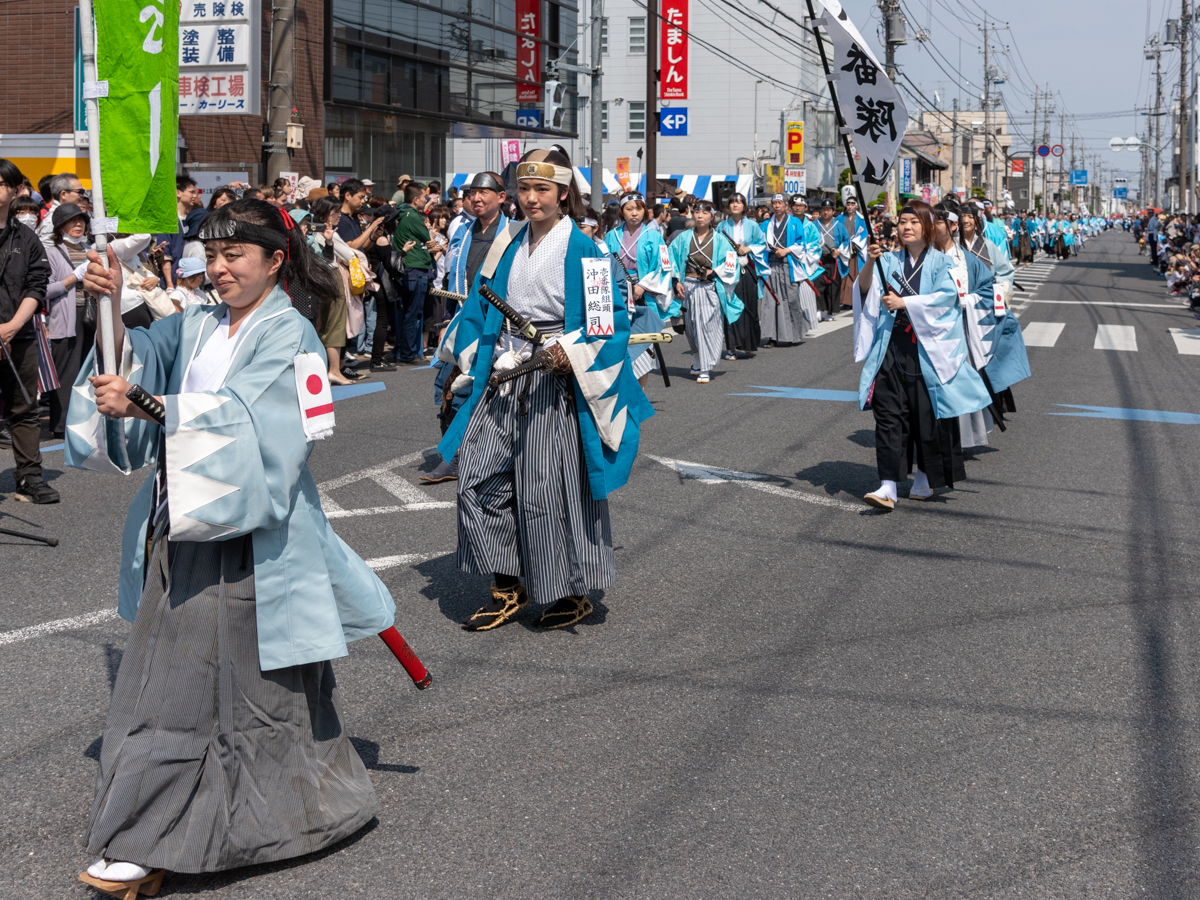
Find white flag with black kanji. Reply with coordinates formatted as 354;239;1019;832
817;0;909;185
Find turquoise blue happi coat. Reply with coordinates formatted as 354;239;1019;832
438;220;655;500
64;288;396;671
852;248;992;419
667;228;744;323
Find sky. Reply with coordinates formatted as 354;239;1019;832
835;0;1181;186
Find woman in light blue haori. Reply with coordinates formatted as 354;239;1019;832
67;200;397;890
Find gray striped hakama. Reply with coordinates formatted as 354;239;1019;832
760;256;807;344
456;367;615;604
87;525;378;874
683;277;724;375
796;280;821;334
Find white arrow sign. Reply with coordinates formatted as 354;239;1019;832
647;455;873;513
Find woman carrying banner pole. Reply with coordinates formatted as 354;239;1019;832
67;200;403;893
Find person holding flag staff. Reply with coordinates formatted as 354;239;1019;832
669;200;742;383
67;199;401;890
852;201;992;510
605;191;674;384
716;192;765;354
761;193;822;346
438;148;653;632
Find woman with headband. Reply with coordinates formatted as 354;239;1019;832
853;199;991;510
604;190;675;385
669;200;742;383
762;192;823;346
715;192;765;356
66;199;399;891
438;147;653;631
957;202;1030;424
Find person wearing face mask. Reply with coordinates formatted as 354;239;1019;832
44;202;93;437
0;160;55;503
68;199;400;891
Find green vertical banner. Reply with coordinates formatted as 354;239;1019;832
93;0;179;232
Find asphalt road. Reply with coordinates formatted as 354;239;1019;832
2;230;1199;898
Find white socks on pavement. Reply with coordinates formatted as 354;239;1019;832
872;479;898;502
87;860;151;882
911;469;931;497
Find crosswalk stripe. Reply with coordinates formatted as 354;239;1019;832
1022;322;1065;347
1095;324;1138;351
1168;328;1200;355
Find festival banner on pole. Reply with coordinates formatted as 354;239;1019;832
615;157;632;191
661;0;688;100
93;0;179;232
816;0;908;185
516;0;541;102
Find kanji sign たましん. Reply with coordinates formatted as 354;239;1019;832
516;0;540;102
661;0;688;100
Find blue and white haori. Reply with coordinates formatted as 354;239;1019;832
716;216;769;302
64;287;396;672
832;211;869;278
852;247;992;418
605;223;676;379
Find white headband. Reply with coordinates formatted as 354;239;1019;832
945;212;959;222
516;162;574;186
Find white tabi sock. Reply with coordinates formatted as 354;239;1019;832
98;862;151;882
86;859;109;878
911;469;931;494
873;480;898;502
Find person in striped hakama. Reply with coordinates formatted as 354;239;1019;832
604;192;675;386
436;148;653;631
761;194;822;346
668;201;742;384
65;200;398;892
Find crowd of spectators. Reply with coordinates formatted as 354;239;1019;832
1133;211;1200;312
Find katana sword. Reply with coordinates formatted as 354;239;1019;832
428;287;467;304
124;384;433;690
478;282;544;345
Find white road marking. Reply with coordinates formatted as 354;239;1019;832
1021;322;1066;347
1095;324;1138;351
1027;299;1181;310
1168;328;1200;355
365;552;437;571
647;455;870;513
0;554;439;647
0;608;120;646
317;448;453;516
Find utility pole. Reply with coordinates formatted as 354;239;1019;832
1180;0;1192;212
266;0;296;182
645;0;657;202
1149;33;1164;209
1057;110;1065;215
981;16;991;202
880;0;903;210
1042;85;1051;215
590;0;604;208
1030;87;1039;212
951;97;959;200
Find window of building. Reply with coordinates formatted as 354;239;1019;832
628;100;646;140
601;17;609;54
813;108;836;147
602;101;609;140
629;17;646;54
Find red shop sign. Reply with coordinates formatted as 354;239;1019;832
661;0;688;100
516;0;541;102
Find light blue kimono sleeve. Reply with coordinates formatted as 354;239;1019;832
65;313;187;475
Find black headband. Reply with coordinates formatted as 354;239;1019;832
468;173;505;193
198;215;289;253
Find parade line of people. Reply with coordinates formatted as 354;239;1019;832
0;147;1102;894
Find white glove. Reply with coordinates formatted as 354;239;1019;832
492;346;531;396
73;260;91;282
450;374;474;393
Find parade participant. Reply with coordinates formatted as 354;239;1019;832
446;172;508;301
1015;211;1034;265
715;192;765;354
761;193;821;346
852;200;991;510
932;201;994;449
604;191;674;383
437;147;653;631
66;199;399;891
834;192;869;309
789;195;823;331
669;200;741;383
959;205;1030;416
812;198;841;321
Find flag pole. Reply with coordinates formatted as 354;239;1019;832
77;0;117;379
804;0;888;288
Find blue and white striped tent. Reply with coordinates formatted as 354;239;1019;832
449;170;754;202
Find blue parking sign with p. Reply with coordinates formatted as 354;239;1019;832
516;109;542;129
661;109;688;136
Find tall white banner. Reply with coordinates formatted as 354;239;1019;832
817;0;908;185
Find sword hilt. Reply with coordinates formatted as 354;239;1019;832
428;287;467;303
479;284;543;345
488;350;554;388
125;384;166;426
628;331;673;345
